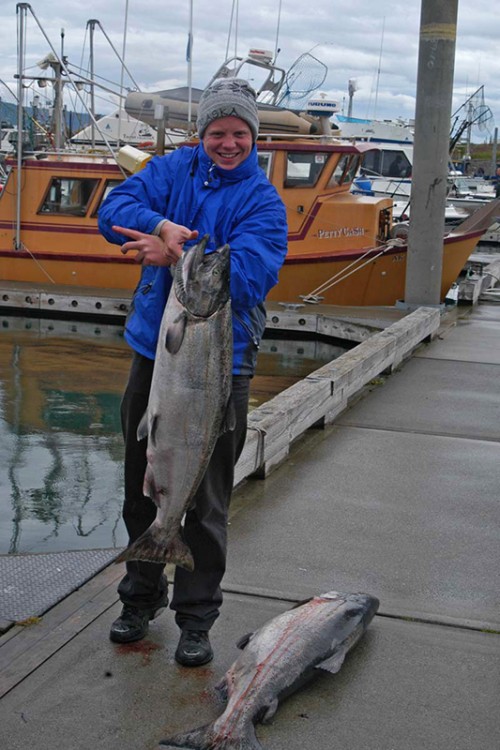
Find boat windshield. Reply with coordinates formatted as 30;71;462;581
361;149;412;179
284;152;329;187
91;179;125;217
328;154;361;187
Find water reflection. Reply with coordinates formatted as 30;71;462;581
0;316;348;555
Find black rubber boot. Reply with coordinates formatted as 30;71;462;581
109;603;166;644
175;630;213;666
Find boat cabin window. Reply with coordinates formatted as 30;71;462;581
258;151;273;179
328;154;361;187
39;177;99;216
91;179;125;217
284;152;328;187
361;149;412;179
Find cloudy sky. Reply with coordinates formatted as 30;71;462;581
0;0;497;142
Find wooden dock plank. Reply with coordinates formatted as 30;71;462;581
0;563;124;698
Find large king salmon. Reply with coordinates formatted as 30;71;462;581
116;235;233;571
159;590;379;749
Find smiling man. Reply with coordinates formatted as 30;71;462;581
197;78;256;170
98;78;287;667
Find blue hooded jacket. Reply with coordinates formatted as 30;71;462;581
98;142;288;376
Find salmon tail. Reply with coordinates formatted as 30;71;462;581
159;720;262;749
115;526;194;571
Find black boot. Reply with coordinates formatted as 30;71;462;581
109;603;166;644
175;630;213;666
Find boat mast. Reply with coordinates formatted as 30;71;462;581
118;0;130;145
15;2;28;251
88;20;97;148
187;0;193;132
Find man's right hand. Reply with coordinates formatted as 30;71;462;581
112;222;199;266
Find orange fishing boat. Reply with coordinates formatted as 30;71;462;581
0;135;490;308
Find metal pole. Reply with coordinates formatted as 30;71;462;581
404;0;459;308
490;127;498;178
187;0;193;133
15;3;27;251
118;0;130;146
53;61;63;150
155;104;166;156
89;20;96;149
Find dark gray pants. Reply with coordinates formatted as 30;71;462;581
117;352;249;632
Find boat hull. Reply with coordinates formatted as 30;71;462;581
0;151;486;309
269;231;483;306
0;231;481;308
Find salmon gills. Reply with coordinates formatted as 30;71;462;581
116;235;233;571
159;590;379;749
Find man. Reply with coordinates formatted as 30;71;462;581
98;78;288;666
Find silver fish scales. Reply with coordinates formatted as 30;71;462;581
159;590;379;749
116;235;233;571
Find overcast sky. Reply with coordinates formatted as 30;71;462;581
0;0;497;143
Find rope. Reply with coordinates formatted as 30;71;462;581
15;241;57;285
300;238;405;304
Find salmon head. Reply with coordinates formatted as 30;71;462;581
175;234;231;319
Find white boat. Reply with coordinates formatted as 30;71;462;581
70;110;186;149
0;125;31;155
446;175;497;215
335;114;414;144
350;141;496;232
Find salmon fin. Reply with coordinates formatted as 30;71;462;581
165;312;187;354
260;697;279;724
159;720;262;749
137;411;149;442
115;527;194;571
315;647;347;675
214;676;229;702
220;395;237;434
236;632;253;650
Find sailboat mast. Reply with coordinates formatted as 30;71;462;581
187;0;193;132
15;2;27;251
118;0;130;145
373;16;385;119
88;20;97;148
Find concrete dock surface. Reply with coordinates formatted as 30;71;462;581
1;301;499;750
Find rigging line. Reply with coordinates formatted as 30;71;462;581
21;6;127;175
118;0;130;145
373;16;385;119
225;0;236;62
273;0;283;63
234;0;239;60
95;20;140;91
0;77;19;102
79;24;89;74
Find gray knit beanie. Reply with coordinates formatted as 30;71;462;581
197;78;259;141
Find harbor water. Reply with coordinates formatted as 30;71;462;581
0;315;349;556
